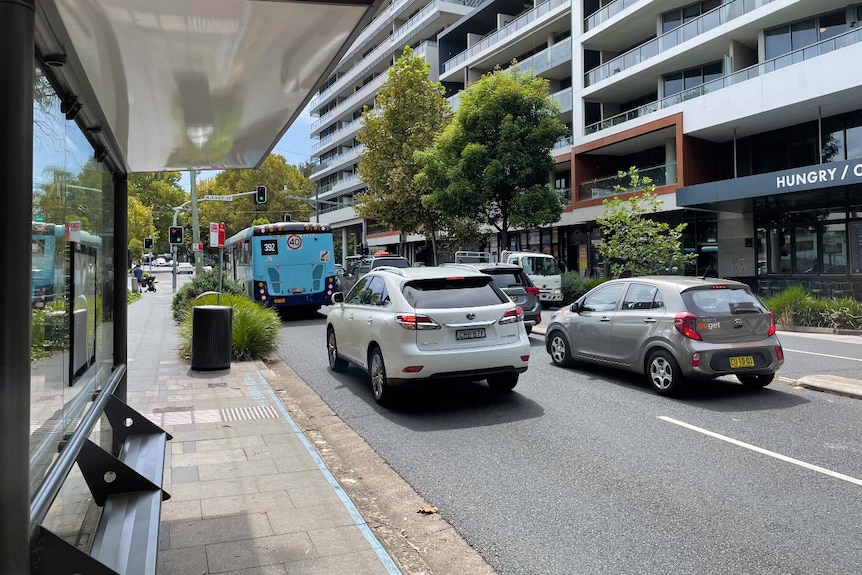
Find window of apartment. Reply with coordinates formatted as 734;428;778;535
663;61;722;98
790;122;818;168
620;92;658;113
846;110;862;160
822;115;846;162
765;10;848;60
661;0;721;34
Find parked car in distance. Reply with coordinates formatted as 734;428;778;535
326;266;530;405
442;262;541;334
338;251;410;294
177;262;194;274
544;276;784;396
152;257;168;267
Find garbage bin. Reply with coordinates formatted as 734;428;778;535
191;305;233;370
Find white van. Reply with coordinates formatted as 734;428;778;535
500;250;563;304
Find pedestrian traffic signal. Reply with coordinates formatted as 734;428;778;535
255;185;267;204
143;237;154;250
169;226;183;244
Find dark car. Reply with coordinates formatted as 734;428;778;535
544;276;784;396
339;252;410;294
442;262;541;334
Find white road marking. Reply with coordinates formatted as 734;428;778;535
658;416;862;487
785;349;862;362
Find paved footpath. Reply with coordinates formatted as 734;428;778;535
126;285;402;575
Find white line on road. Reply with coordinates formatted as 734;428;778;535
658;416;862;487
785;349;862;362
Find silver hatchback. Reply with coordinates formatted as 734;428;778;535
544;276;784;396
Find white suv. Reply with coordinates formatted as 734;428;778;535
326;266;531;404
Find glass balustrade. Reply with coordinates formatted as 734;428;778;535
584;0;775;87
585;26;862;135
579;163;677;200
442;0;568;73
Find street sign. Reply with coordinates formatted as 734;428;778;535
203;194;232;201
209;222;225;248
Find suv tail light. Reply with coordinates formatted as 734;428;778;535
767;310;777;337
526;286;540;296
499;307;523;325
395;313;440;330
674;312;702;341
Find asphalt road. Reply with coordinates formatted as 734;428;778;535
275;312;862;575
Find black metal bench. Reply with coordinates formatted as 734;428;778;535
30;366;171;575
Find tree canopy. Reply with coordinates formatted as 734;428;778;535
356;46;480;262
416;66;567;249
595;167;696;278
128;171;187;254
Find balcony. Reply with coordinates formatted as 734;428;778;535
584;0;776;87
516;36;572;78
579;162;677;201
312;117;362;153
584;0;641;33
442;0;569;73
311;0;455;108
311;145;365;179
584;26;862;135
550;86;572;113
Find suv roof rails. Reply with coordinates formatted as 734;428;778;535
374;266;408;276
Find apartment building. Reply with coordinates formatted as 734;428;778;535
312;0;862;296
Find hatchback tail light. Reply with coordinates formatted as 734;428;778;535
767;310;777;337
395;313;440;330
526;286;540;296
674;312;702;341
499;307;523;325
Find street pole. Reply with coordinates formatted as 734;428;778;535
190;170;202;274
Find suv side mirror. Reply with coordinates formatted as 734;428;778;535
332;292;345;304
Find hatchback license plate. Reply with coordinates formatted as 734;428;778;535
729;355;755;368
456;328;486;340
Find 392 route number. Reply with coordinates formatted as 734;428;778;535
260;239;279;255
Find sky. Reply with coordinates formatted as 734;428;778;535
179;104;316;192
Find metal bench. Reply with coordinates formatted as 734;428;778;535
30;366;171;575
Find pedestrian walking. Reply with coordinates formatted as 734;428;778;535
133;263;144;293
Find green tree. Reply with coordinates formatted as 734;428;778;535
128;195;156;247
417;66;567;249
595;167;696;278
129;172;187;254
199;154;313;237
357;46;462;263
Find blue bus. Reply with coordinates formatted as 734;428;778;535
225;222;337;312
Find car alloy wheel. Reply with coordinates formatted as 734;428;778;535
327;328;348;372
548;331;573;367
647;350;683;396
369;347;390;405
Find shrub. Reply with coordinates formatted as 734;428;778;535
763;284;810;327
171;269;246;323
560;272;605;305
177;293;282;361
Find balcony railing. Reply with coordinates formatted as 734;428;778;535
579;162;677;200
553;134;573;150
320;195;357;215
312;117;363;152
442;0;569;73
311;145;365;179
584;0;641;32
584;26;862;135
516;36;572;77
584;0;775;87
550;86;572;113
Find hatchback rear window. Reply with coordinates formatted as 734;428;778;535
681;287;767;315
403;277;506;309
485;271;527;288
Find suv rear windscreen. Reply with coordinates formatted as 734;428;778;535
371;258;410;269
681;287;768;315
403;277;506;309
485;271;528;288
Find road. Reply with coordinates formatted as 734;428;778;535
274;312;862;575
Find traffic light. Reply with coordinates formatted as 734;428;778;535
143;237;154;250
255;185;267;204
169;226;183;244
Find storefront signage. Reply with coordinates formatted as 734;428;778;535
775;161;862;190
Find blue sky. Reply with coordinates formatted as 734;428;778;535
179;105;315;192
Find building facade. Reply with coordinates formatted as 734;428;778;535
312;0;862;297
